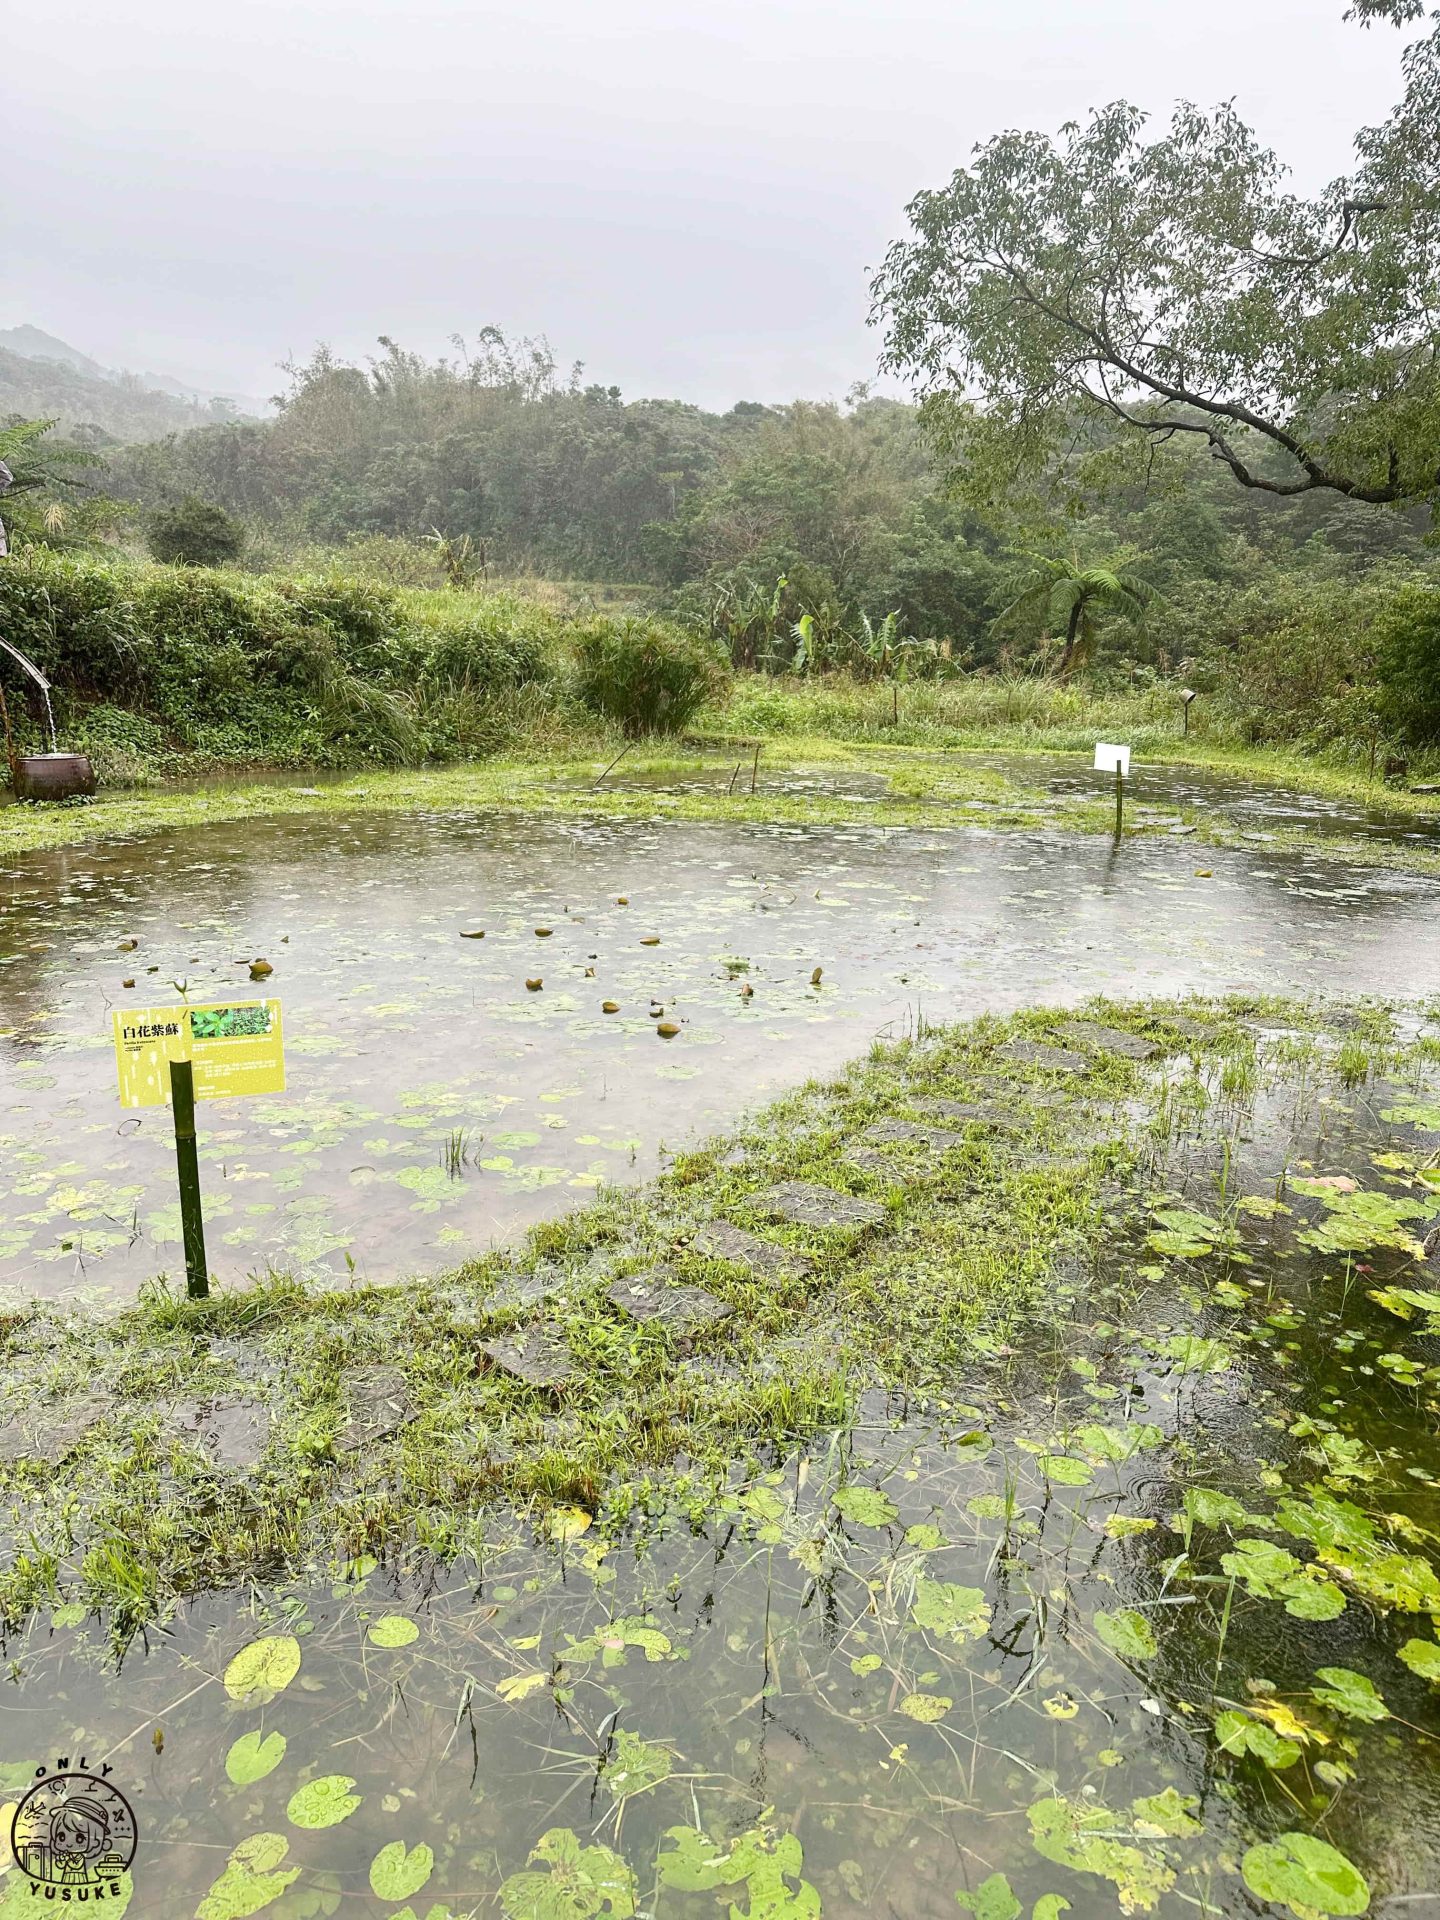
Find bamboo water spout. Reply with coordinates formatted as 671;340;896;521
0;637;59;753
0;635;97;799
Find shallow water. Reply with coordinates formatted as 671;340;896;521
2;812;1439;1303
968;750;1440;844
3;1048;1437;1918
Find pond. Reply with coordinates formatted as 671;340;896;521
966;751;1440;845
2;1024;1437;1919
3;811;1440;1303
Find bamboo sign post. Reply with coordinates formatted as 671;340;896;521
112;999;286;1300
1094;741;1132;837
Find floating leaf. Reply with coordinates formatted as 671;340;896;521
1104;1515;1158;1539
196;1833;300;1920
1093;1609;1158;1661
905;1523;947;1549
225;1730;287;1786
953;1872;1021;1920
1313;1667;1388;1722
850;1653;884;1676
500;1827;637;1919
1241;1835;1370;1919
286;1774;362;1830
497;1671;550;1703
1215;1709;1303;1770
603;1731;672;1800
657;1822;818;1915
911;1577;992;1643
368;1614;420;1649
1039;1455;1093;1485
223;1635;302;1703
899;1692;952;1722
1028;1796;1174;1912
1130;1788;1202;1837
834;1486;899;1528
1398;1638;1440;1683
370;1841;435;1902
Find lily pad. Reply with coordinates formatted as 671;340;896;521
1241;1835;1370;1919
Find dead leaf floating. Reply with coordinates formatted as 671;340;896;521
535;927;553;937
640;936;661;947
616;896;629;906
526;978;544;992
249;959;274;980
117;939;138;952
460;929;485;940
656;1021;681;1039
602;1001;620;1014
122;977;135;989
810;966;824;986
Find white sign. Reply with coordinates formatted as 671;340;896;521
1094;741;1131;777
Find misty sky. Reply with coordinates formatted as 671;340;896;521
6;0;1410;411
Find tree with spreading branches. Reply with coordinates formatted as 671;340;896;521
871;8;1440;525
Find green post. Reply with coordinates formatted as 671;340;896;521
1114;765;1124;837
170;1057;209;1299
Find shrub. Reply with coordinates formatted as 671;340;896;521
572;616;728;735
147;497;246;567
1375;581;1440;743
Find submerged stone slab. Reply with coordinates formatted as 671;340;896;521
335;1365;413;1451
920;1098;1024;1132
481;1328;575;1390
173;1398;272;1471
0;1393;113;1466
749;1181;887;1230
1159;1016;1217;1042
861;1118;967;1151
487;1263;573;1311
692;1221;812;1279
1058;1021;1161;1062
996;1039;1089;1074
606;1269;734;1334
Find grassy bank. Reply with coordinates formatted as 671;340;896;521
0;997;1251;1633
8;738;1440;880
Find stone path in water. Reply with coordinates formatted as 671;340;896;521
0;1013;1197;1476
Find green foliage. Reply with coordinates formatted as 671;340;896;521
874;24;1440;523
147;494;245;565
993;552;1160;677
572;615;728;735
0;545;583;774
0;417;105;548
1374;580;1440;742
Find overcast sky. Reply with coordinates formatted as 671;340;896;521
6;0;1410;411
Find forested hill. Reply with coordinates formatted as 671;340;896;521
94;332;1435;653
0;338;255;443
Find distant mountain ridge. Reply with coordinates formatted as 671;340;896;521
0;323;268;440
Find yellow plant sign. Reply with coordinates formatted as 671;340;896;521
113;999;285;1107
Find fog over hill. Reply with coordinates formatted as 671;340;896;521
0;323;269;440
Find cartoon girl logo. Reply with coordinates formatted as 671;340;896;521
9;1766;138;1898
